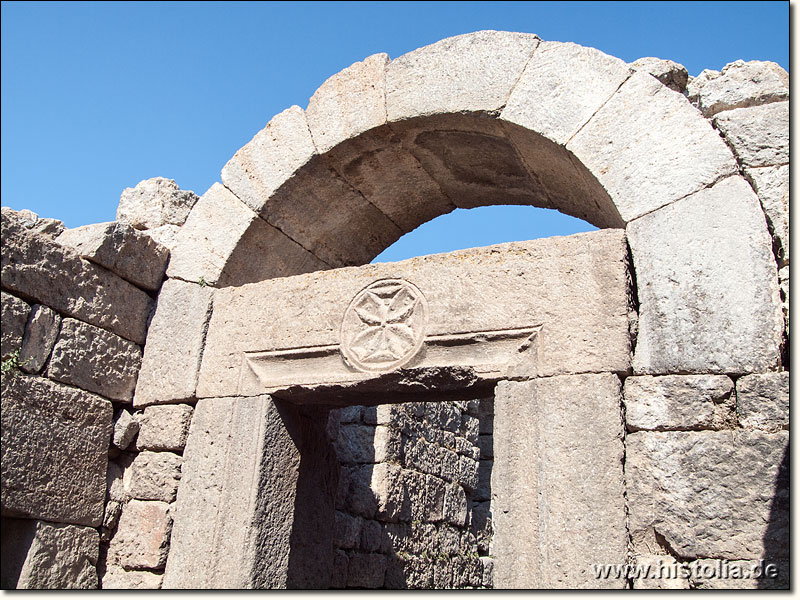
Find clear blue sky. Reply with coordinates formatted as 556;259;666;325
1;1;789;262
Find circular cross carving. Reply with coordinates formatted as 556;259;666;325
340;279;428;373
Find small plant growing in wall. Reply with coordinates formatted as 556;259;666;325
1;351;23;377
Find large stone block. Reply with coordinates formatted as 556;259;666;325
385;31;540;121
687;60;789;117
630;57;688;92
736;372;789;431
18;304;60;374
164;397;337;589
502;41;631;145
744;164;789;264
57;222;169;291
136;404;194;451
1;374;111;527
133;279;212;406
1;291;29;359
48;318;142;402
492;374;626;588
2;207;65;238
107;499;172;570
128;451;182;502
1;518;99;589
713;102;789;168
627;430;789;559
623;374;734;431
1;209;152;344
112;409;139;450
306;53;389;154
199;230;631;398
628;176;783;374
117;177;199;229
166;183;326;286
568;70;738;222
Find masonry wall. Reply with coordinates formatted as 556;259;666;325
328;398;493;588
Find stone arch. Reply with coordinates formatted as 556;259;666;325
164;30;781;376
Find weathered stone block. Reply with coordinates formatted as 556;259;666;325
334;510;361;549
112;409;139;450
166;183;326;286
623;374;734;431
133;278;212;406
687;60;789;117
1;291;29;359
18;304;60;374
360;519;382;552
631;555;690;590
502;41;631;145
200;230;631;398
48;318;142;402
57;222;169;292
347;552;386;588
371;462;403;522
143;223;181;251
442;482;467;527
329;550;348;589
493;374;626;588
336;423;376;464
713;102;789;168
630;57;688;92
136;404;194;451
628;176;783;374
128;451;182;502
374;424;403;463
627;430;788;559
386;31;540;121
568;70;738;221
474;459;493;501
102;566;163;589
736;372;789;431
1;374;111;526
107;499;172;570
1;209;152;344
306;53;389;153
117;177;199;229
1;518;99;589
2;207;65;238
744;164;789;264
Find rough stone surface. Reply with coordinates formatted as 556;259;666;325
107;499;172;570
628;176;783;374
713;101;789;168
1;518;99;589
306;53;389;154
222;105;317;215
492;374;627;588
687;60;789;117
200;230;631;398
48;318;142;402
128;451;182;502
1;291;29;359
630;57;688;92
142;223;181;251
502;41;631;145
627;430;789;559
568;70;738;222
1;209;152;344
57;221;169;291
166;182;326;286
4;207;65;238
631;555;690;590
623;375;734;431
736;372;789;431
1;374;111;527
744;164;789;264
18;304;60;373
133;278;212;406
688;558;789;590
117;177;199;229
102;566;163;589
136;404;194;451
112;409;139;450
386;31;540;121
